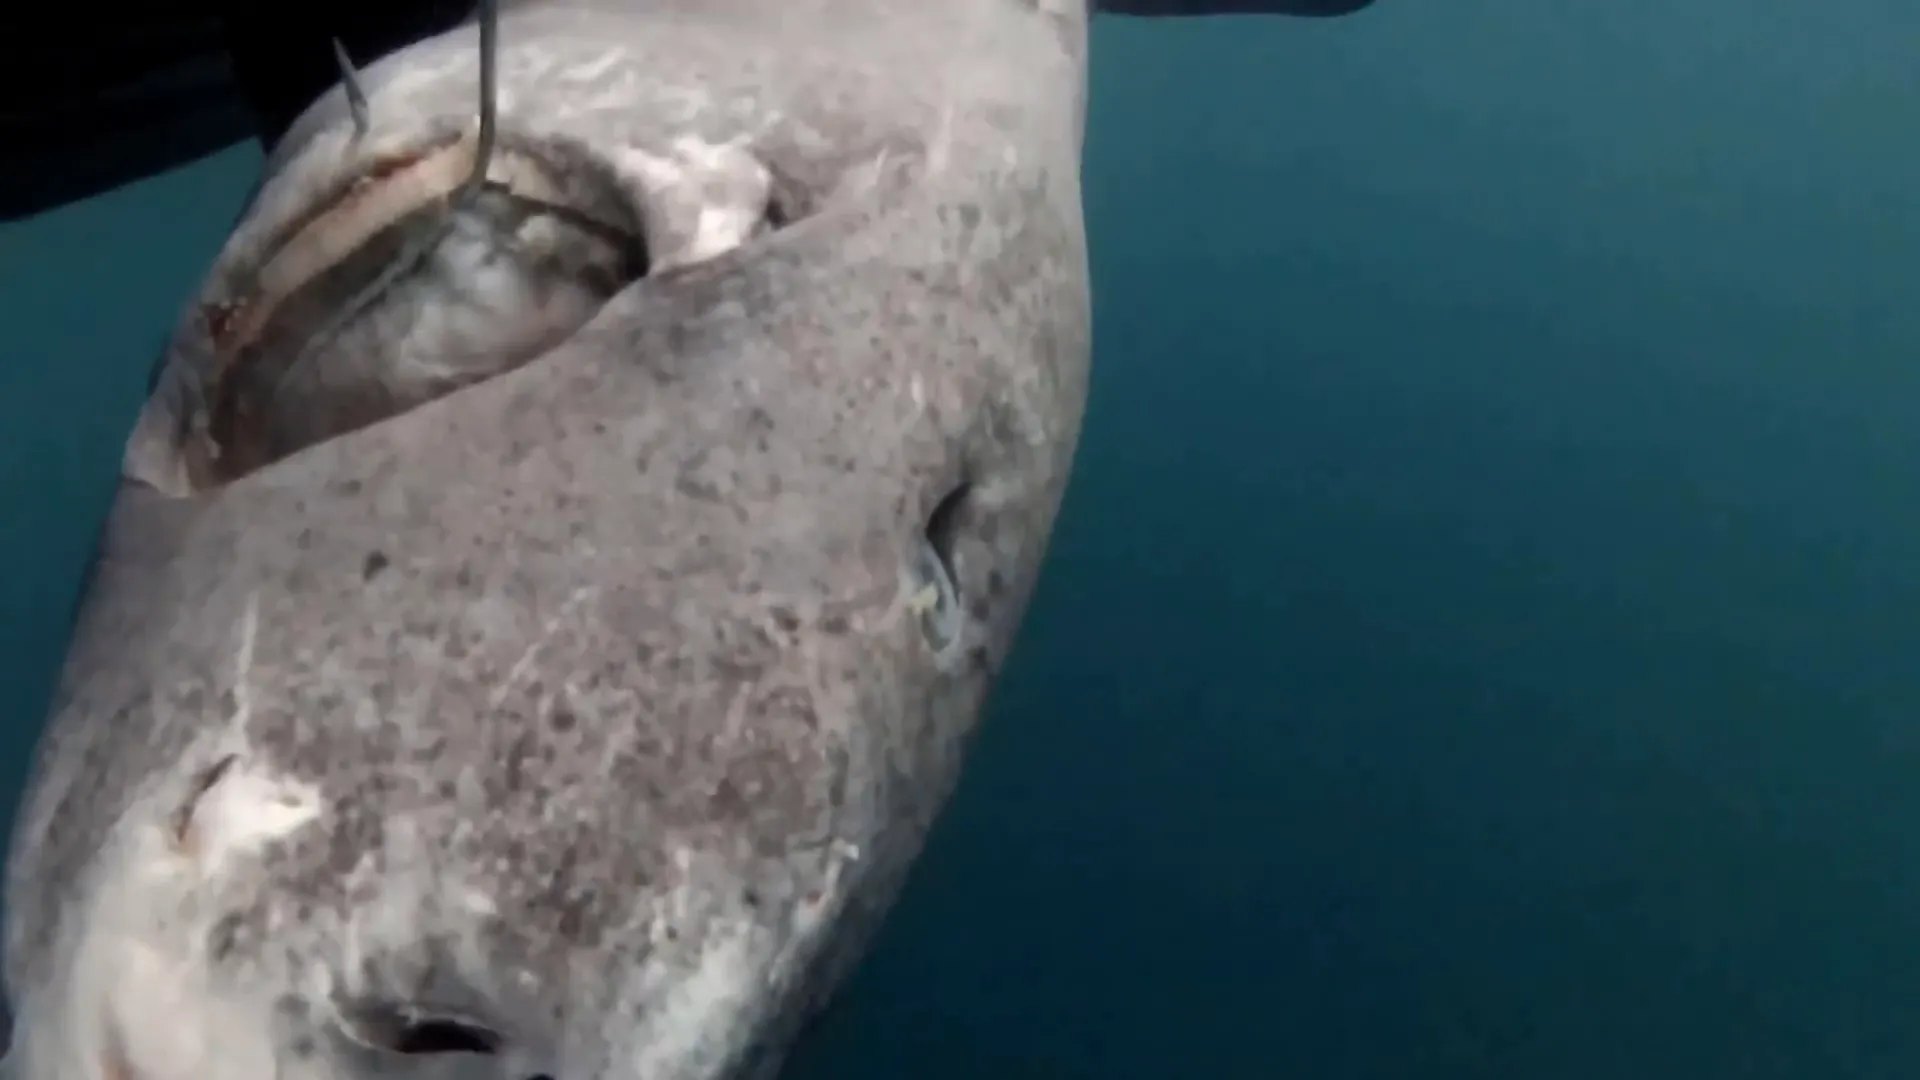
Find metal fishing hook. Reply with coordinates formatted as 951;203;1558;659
277;0;503;383
332;38;371;139
460;0;501;204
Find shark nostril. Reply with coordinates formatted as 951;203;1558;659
336;1000;502;1057
389;1018;499;1055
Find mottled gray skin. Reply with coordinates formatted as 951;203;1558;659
3;3;1090;1080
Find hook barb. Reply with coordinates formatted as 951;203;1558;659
332;38;371;138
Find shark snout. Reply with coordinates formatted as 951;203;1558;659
7;3;1089;1079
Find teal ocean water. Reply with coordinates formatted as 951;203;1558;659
5;4;1920;1077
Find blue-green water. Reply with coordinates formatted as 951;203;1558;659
6;5;1920;1077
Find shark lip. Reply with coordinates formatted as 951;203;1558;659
128;101;822;498
156;126;654;493
196;131;646;386
196;136;485;368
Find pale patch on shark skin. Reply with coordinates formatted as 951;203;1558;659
0;597;327;1080
165;596;323;878
627;922;766;1079
611;136;774;272
787;841;863;943
171;762;326;874
4;748;325;1080
611;837;864;1080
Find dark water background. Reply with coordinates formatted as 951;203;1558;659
5;3;1920;1077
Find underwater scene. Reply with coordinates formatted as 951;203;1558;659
3;2;1919;1077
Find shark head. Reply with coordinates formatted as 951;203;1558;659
4;3;1091;1079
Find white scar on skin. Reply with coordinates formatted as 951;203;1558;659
232;591;260;729
490;585;599;711
174;763;325;877
167;591;325;873
131;592;325;872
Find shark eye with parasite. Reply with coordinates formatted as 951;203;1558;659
911;482;972;654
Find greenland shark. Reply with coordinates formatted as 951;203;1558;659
3;1;1373;1079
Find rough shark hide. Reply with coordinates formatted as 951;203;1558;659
7;3;1092;1080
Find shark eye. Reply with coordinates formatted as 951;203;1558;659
913;482;971;653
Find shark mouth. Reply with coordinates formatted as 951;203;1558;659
127;0;789;496
185;132;648;490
